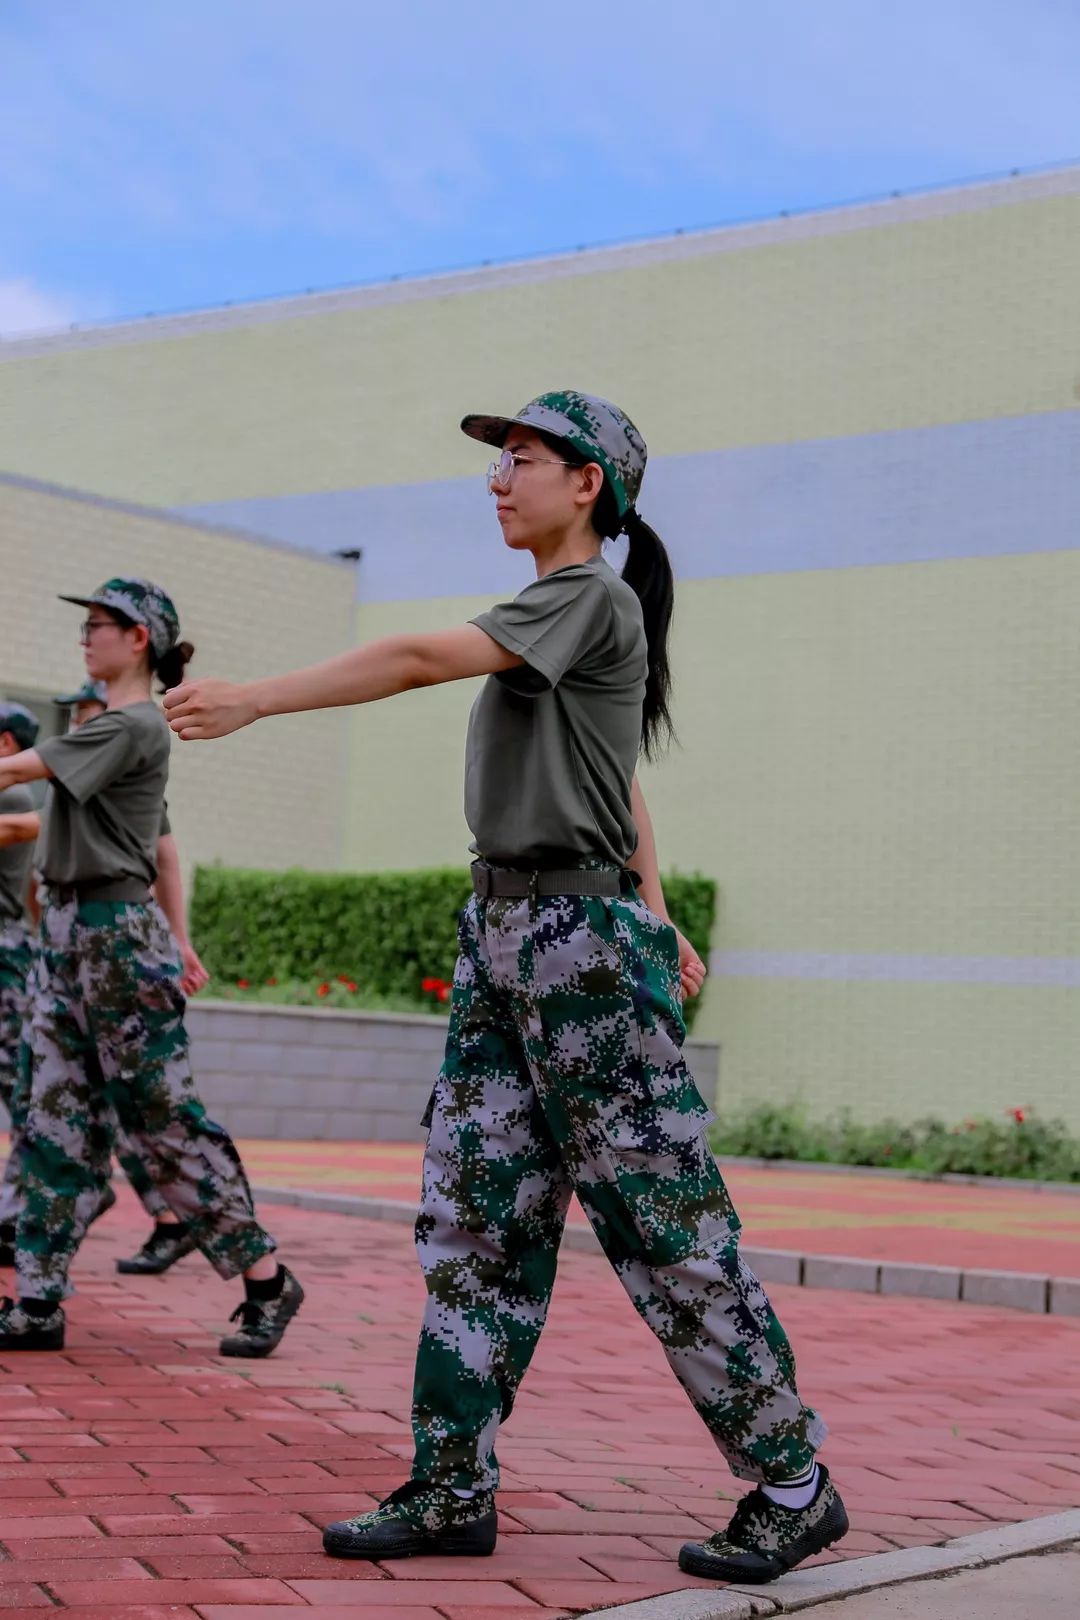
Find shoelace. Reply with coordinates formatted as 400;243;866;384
725;1489;772;1548
227;1298;269;1331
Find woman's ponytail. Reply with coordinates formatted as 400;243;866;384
620;508;675;760
153;641;195;692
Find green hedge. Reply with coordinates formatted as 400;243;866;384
710;1100;1080;1182
190;864;717;1029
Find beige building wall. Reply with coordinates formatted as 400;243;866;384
0;474;354;875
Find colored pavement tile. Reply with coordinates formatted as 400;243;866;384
0;1187;1074;1614
232;1137;1080;1276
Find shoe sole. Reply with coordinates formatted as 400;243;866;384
678;1499;850;1584
323;1524;498;1560
0;1326;65;1351
116;1239;199;1275
219;1278;305;1358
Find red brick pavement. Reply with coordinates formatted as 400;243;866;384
235;1140;1080;1277
0;1189;1076;1617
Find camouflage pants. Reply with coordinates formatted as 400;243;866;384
16;897;275;1300
411;890;827;1492
0;923;34;1215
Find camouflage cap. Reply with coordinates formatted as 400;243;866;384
0;701;40;750
461;389;647;519
53;679;108;708
58;577;180;659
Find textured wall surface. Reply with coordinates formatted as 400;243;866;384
0;475;354;874
3;167;1079;1126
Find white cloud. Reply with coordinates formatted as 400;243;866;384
0;278;81;338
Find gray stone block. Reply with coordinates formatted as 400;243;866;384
368;1112;423;1141
739;1544;978;1611
946;1508;1080;1564
576;1589;767;1619
223;1106;280;1137
225;1040;292;1075
1050;1277;1080;1316
880;1262;961;1301
325;1046;380;1080
198;1072;260;1105
188;1038;239;1071
961;1268;1049;1312
742;1247;803;1286
803;1254;881;1294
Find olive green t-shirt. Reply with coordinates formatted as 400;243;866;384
36;702;171;888
0;785;35;924
467;555;647;865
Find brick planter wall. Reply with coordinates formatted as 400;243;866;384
188;1000;721;1142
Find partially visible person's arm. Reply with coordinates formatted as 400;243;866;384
0;751;50;793
154;833;210;997
165;626;523;740
629;776;707;1002
0;812;40;847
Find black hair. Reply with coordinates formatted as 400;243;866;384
537;430;675;760
102;607;195;693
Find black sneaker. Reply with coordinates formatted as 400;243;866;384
219;1266;304;1358
323;1480;497;1560
0;1297;65;1351
679;1465;849;1584
116;1221;199;1275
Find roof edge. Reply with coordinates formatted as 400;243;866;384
1;159;1078;361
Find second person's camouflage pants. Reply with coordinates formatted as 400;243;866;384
411;884;827;1493
16;896;276;1301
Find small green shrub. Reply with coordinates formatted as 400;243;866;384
709;1101;1080;1182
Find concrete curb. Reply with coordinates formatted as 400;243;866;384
577;1509;1080;1617
251;1185;1080;1314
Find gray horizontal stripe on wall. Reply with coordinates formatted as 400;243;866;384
175;410;1080;603
710;950;1080;987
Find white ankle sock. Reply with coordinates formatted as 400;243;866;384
761;1463;819;1510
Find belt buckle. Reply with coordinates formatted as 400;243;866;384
473;861;493;900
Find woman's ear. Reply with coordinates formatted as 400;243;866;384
573;461;606;507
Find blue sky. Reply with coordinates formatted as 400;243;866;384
1;0;1079;335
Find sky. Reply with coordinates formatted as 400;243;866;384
1;0;1079;336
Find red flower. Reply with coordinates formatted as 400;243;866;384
237;979;250;989
344;980;358;992
317;982;331;998
421;977;439;993
437;985;450;1003
1010;1107;1026;1125
266;977;278;986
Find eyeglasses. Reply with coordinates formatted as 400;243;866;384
78;618;120;643
486;449;573;493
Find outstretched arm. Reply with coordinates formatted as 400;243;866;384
0;812;40;848
0;750;50;794
629;776;707;1002
164;626;523;740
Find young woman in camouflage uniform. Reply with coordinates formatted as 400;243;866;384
0;580;303;1358
0;704;42;1246
0;680;211;1277
166;393;849;1585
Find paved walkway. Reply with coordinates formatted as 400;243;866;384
236;1140;1080;1277
803;1544;1080;1618
0;1187;1076;1617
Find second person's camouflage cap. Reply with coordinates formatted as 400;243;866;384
461;389;647;519
53;679;108;708
0;701;41;750
58;577;180;659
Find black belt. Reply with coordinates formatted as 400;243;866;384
46;878;151;906
471;861;625;900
